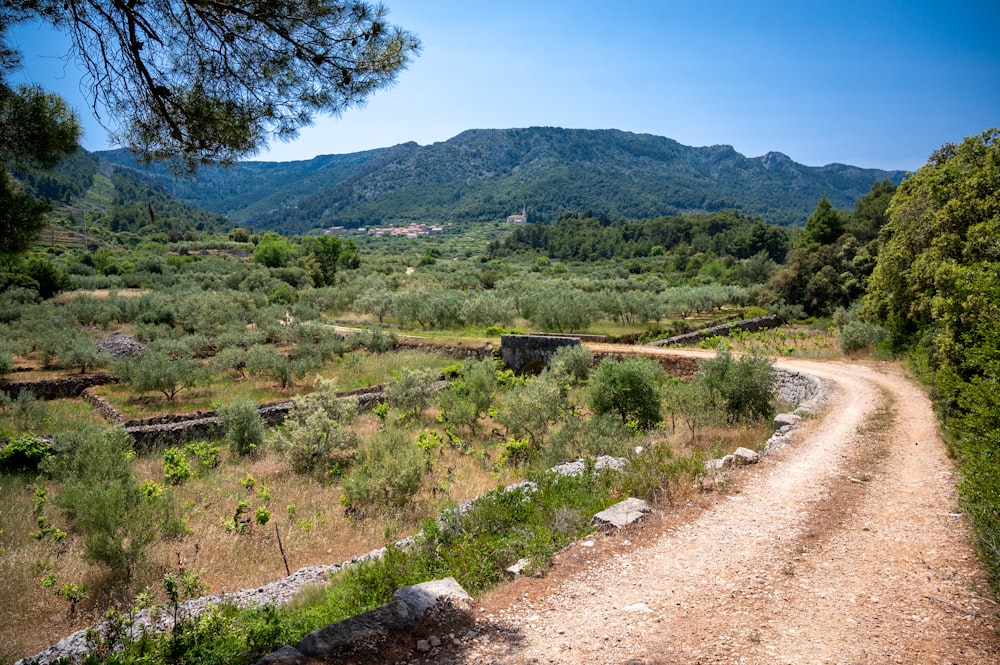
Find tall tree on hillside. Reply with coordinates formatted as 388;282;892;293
799;196;846;249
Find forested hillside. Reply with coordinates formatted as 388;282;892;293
98;128;905;233
12;151;228;243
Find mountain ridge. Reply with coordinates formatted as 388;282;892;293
96;127;906;233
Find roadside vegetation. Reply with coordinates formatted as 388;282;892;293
4;128;999;662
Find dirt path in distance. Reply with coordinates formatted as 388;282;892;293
381;357;999;665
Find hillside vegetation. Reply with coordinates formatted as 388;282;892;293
97;127;904;232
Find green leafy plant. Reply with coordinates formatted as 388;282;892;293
162;447;192;486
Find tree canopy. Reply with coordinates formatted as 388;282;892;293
2;1;420;168
865;127;1000;590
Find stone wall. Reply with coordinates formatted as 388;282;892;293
646;314;783;347
774;368;823;406
394;339;495;361
124;388;388;452
0;374;116;400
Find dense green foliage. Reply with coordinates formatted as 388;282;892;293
490;209;790;263
764;180;896;316
865;129;1000;591
587;356;669;429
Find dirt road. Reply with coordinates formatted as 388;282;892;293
416;357;1000;664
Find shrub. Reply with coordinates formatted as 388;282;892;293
218;399;265;458
698;348;776;424
45;427;184;582
341;430;424;514
437;359;497;435
0;434;51;472
275;380;359;475
839;321;888;354
162;447;192;485
548;344;593;386
386;367;440;420
184;440;220;469
587;356;668;429
496;372;566;448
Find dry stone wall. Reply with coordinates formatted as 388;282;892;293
645;314;783;347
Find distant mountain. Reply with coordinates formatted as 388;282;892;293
97;128;906;233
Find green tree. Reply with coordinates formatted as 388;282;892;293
116;350;208;401
252;232;293;269
438;359;497;436
586;356;667;429
3;1;419;167
847;179;896;243
865;128;1000;592
800;196;846;249
698;348;776;424
0;78;80;255
304;235;343;286
496;372;566;448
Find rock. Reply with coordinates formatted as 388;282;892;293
593;497;651;528
393;577;472;615
428;635;442;647
733;447;760;465
416;639;432;653
506;557;533;578
251;645;305;665
773;412;802;430
295;598;417;657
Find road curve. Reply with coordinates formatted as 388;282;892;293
446;354;1000;665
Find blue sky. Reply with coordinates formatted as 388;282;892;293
8;0;999;170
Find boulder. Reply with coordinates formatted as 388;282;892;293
773;412;802;430
732;447;760;465
592;497;651;528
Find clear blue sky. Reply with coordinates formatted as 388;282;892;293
8;0;999;171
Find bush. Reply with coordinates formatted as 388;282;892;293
218;399;265;458
0;434;51;472
276;385;360;476
839;321;888;354
45;427;184;582
437;359;497;435
587;356;668;429
386;367;440;420
496;372;566;448
698;348;776;424
163;447;192;485
341;430;424;514
548;344;593;386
